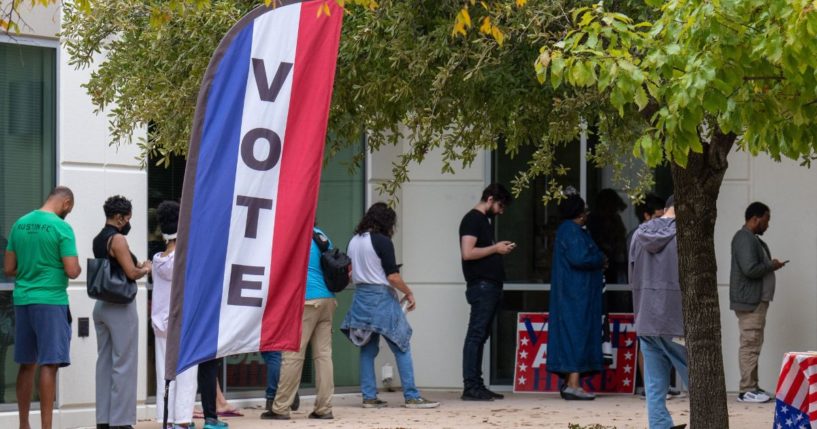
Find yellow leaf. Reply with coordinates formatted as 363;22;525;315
452;8;472;36
492;26;504;46
480;17;492;35
452;21;466;37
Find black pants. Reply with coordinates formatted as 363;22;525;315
197;359;220;420
462;280;502;391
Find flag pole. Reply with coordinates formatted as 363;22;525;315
162;379;171;429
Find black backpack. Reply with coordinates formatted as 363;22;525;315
312;231;352;293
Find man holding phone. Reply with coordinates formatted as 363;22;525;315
729;201;786;403
459;184;514;401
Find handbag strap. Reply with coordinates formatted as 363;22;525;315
106;233;121;260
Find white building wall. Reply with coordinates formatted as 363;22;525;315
0;3;149;428
366;141;487;390
716;149;817;392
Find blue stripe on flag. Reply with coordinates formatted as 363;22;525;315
177;23;254;373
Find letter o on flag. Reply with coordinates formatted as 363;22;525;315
241;128;282;171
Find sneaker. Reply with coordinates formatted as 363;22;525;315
481;387;504;399
461;388;494;401
561;387;596;401
737;390;771;403
405;397;441;409
308;411;334;420
362;398;388;408
202;418;228;429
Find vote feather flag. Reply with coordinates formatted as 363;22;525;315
165;0;343;379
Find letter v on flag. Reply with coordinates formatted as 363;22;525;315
165;0;343;380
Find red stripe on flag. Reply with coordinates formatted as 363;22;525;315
784;361;807;408
777;355;796;397
259;0;343;350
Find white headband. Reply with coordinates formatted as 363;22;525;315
162;233;177;242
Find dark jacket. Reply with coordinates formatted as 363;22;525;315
729;226;775;311
628;217;684;337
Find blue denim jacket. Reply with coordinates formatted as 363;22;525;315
340;284;413;352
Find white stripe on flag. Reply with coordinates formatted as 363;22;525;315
217;4;302;356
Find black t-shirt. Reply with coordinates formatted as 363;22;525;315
459;209;504;284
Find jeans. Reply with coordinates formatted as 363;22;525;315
640;336;689;429
462;280;502;391
261;351;282;400
360;333;420;400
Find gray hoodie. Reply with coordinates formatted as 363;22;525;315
628;217;684;337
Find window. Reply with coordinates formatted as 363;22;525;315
489;136;672;385
0;40;57;406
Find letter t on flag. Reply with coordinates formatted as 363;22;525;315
165;0;343;380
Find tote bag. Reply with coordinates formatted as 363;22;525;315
86;235;137;304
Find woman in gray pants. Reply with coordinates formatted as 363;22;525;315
91;196;151;429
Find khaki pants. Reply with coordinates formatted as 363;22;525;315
273;298;336;415
735;301;769;393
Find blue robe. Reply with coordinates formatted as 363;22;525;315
547;220;606;375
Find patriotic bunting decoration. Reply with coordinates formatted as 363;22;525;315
165;0;343;379
514;312;638;394
774;352;817;429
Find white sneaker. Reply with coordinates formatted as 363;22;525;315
737;390;771;403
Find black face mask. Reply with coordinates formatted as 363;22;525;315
119;222;132;236
57;211;68;220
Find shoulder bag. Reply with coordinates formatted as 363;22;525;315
86;234;137;304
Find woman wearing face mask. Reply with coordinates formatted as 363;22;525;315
92;195;151;429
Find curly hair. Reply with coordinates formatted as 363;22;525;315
354;202;396;237
103;195;132;219
156;200;180;235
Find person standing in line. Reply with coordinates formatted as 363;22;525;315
266;226;337;420
629;196;688;429
4;187;80;429
151;201;197;428
547;193;606;401
92;195;151;429
341;203;440;409
458;183;514;401
730;202;786;403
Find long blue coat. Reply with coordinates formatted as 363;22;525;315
547;220;606;375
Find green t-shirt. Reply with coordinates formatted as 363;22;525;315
6;210;78;305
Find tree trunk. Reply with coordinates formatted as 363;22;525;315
671;130;735;429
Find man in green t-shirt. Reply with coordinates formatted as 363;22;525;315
4;186;81;429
